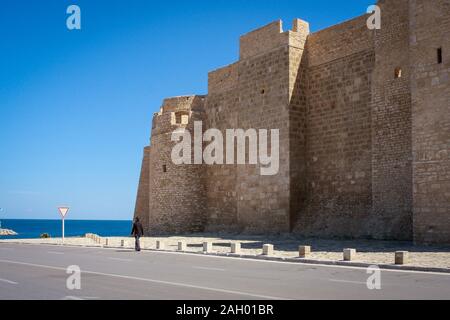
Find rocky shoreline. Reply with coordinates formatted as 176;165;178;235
0;229;18;236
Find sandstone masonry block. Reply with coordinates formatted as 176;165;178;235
395;251;409;265
178;241;186;251
299;245;311;258
263;244;274;256
231;242;241;254
156;240;165;250
343;248;357;261
203;242;212;253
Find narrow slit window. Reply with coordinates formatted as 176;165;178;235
162;165;167;173
395;67;402;79
437;48;443;64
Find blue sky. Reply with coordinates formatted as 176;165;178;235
0;0;373;220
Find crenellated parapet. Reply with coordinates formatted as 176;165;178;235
239;19;309;60
151;95;206;136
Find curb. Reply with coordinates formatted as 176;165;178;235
167;250;450;274
2;241;450;274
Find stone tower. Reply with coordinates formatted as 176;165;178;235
135;96;207;234
134;0;450;244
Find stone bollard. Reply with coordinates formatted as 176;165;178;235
156;240;165;250
395;251;409;265
120;239;125;247
263;244;274;256
178;241;186;251
231;242;241;254
203;242;212;253
140;239;147;250
343;248;357;261
299;245;311;258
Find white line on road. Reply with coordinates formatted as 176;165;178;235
193;266;226;272
0;259;289;300
328;279;367;285
62;296;84;300
108;257;133;262
47;251;65;255
0;278;18;285
62;296;99;300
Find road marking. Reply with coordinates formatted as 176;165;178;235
108;257;133;262
0;259;289;300
3;243;450;276
62;296;99;300
48;251;64;255
0;278;18;285
62;296;84;300
193;266;226;272
328;279;367;285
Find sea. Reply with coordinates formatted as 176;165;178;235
0;219;133;239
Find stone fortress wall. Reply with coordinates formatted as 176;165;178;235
134;0;450;244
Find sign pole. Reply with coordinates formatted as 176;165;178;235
62;216;65;244
58;207;69;245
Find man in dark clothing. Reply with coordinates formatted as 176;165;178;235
131;217;144;252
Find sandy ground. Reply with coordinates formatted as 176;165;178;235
1;234;450;269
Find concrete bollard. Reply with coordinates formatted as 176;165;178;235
343;248;357;261
156;240;164;250
263;244;274;256
231;242;241;254
178;241;186;251
395;251;409;265
203;242;212;253
120;239;125;247
299;245;311;258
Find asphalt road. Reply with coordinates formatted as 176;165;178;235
0;243;449;300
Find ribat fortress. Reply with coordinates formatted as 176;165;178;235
134;0;450;244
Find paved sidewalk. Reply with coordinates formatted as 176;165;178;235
1;234;450;270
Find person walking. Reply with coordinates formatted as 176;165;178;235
131;217;144;252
